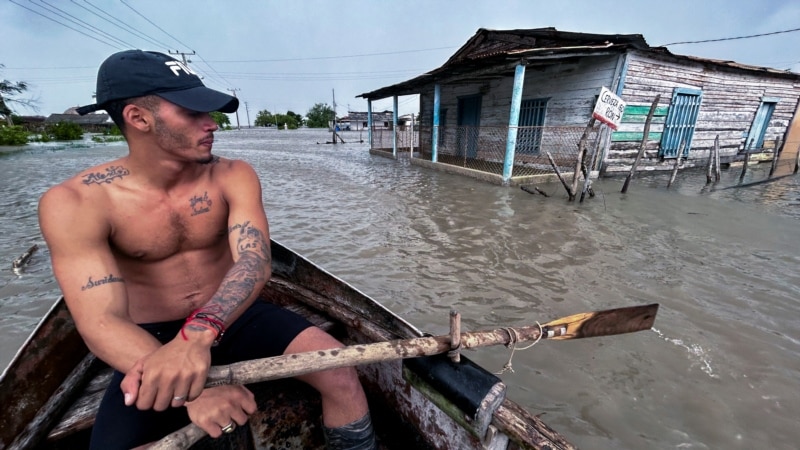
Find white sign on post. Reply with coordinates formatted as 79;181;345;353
592;86;626;130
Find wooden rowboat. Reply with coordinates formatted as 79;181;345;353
0;240;585;449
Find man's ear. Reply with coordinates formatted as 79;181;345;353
123;103;152;132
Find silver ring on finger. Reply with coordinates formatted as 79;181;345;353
221;421;236;434
172;395;186;402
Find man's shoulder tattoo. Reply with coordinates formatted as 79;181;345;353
81;165;130;186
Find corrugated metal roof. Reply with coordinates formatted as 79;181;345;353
358;27;800;100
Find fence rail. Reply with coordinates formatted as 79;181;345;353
371;125;599;178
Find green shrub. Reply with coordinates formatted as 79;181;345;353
104;125;123;136
92;135;126;143
0;125;29;145
46;121;84;141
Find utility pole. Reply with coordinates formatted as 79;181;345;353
168;50;195;65
332;88;337;144
227;88;241;130
244;102;251;128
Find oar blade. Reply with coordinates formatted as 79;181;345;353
543;303;659;340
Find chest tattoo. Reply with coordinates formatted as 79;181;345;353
190;191;213;216
81;165;130;185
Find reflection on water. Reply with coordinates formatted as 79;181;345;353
1;128;798;449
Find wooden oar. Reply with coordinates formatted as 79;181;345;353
152;303;658;449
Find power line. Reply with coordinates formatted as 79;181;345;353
661;27;800;46
8;0;122;50
203;46;458;63
119;0;193;50
217;69;425;76
75;0;171;50
32;0;135;48
193;54;236;90
116;1;232;90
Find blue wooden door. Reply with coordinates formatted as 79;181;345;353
745;99;778;150
661;88;702;158
457;95;481;158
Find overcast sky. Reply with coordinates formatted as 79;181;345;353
3;0;800;122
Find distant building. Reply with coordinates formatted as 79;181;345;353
45;108;112;132
338;111;394;131
15;115;47;131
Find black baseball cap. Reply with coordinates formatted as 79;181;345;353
76;50;238;115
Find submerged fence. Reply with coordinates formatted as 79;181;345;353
371;124;600;179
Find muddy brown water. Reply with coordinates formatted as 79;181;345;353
1;128;798;449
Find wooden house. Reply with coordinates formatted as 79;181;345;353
358;28;800;184
45;110;112;133
14;115;47;132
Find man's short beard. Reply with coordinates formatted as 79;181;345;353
198;155;219;165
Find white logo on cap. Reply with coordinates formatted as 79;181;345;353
165;61;198;77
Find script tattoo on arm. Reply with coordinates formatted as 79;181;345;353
81;166;130;185
81;273;124;291
201;221;270;321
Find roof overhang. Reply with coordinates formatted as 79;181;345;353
358;27;800;101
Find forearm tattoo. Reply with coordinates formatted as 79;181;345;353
201;221;270;320
81;166;130;185
81;273;124;291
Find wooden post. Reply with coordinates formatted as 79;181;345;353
580;137;600;202
769;136;782;177
449;310;461;363
740;148;750;181
547;151;573;199
432;84;441;163
571;118;596;200
715;138;721;181
503;64;526;183
795;143;800;174
621;95;660;194
367;100;373;149
667;140;685;188
706;135;718;184
331;89;337;145
392;95;399;158
410;113;415;158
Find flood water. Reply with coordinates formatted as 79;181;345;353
1;128;798;449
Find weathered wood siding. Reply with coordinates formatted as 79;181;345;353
606;50;800;173
417;55;620;158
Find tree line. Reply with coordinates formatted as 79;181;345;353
253;103;334;129
1;69;339;144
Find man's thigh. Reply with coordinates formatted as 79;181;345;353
212;301;315;364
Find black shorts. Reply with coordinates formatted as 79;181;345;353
89;300;314;450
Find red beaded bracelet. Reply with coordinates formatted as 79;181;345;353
181;309;226;346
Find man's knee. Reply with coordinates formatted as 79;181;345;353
284;326;344;355
324;365;363;395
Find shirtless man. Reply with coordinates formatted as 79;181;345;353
38;50;375;450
